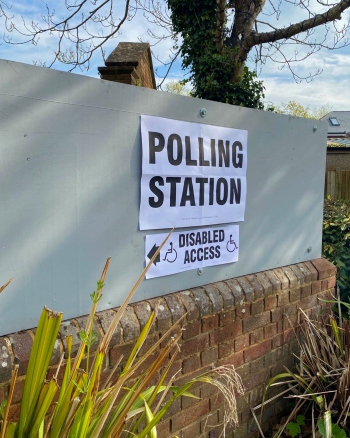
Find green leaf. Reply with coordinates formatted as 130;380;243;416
286;422;301;437
296;415;305;426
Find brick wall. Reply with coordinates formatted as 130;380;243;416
0;258;336;437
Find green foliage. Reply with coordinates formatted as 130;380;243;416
323;198;350;305
274;100;332;119
164;80;191;96
261;309;350;437
318;419;348;438
168;0;265;109
0;400;6;420
286;415;305;437
0;243;243;437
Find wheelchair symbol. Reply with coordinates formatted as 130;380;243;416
226;235;238;253
162;242;177;263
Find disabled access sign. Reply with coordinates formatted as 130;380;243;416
145;225;239;279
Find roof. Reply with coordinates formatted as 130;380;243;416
320;111;350;135
105;42;152;66
327;137;350;148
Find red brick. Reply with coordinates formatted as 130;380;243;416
244;369;270;391
312;280;321;294
284;303;297;319
212;321;242;345
109;342;134;367
219;309;236;327
148;297;172;331
182;384;201;409
7;403;21;422
202;315;219;332
200;410;220;434
236;304;251;319
162;397;181;420
171;399;210;432
300;294;318;310
304;261;318;281
244;339;271;363
236;276;254;301
98;309;122;346
251;299;264;315
175;366;211;387
277;290;289;306
9;331;34;376
0;337;13;383
250;356;265;374
311;258;336;280
246;274;264;299
264;323;277;339
179;334;209;359
301;284;312;298
182;355;201;375
166;361;182;382
282;267;298;288
265;295;277;310
283;328;296;342
271;307;284;322
235;334;250;352
157;418;171;438
178;291;200;321
182;321;201;340
232;423;248;438
242;311;270;333
250;328;264;345
218;339;235;359
283;314;297;331
249;385;264;405
296;263;313;284
328;276;336;289
236;363;250;381
290;264;306;286
272;333;284;348
201;381;219;399
273;268;290;290
318;290;333;301
321;279;329;291
218;351;244;367
276;320;284;333
290;287;301;303
201;347;218;367
10;377;25;404
0;384;7;402
240;406;252;424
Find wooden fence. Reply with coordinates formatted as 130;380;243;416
325;170;350;200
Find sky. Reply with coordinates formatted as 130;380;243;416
0;0;349;112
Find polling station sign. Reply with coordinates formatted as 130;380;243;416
145;225;239;279
139;115;248;230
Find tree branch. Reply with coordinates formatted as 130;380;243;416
245;0;350;48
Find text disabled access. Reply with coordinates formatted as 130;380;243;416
145;225;239;279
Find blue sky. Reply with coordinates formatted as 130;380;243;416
1;0;349;111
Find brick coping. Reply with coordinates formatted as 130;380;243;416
0;257;336;384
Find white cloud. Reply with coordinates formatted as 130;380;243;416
263;75;350;110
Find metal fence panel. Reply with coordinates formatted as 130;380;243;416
0;60;327;335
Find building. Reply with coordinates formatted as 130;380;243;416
320;111;350;199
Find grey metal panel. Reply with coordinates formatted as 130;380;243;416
0;60;327;335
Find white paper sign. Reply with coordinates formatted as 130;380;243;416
139;115;248;230
145;225;239;279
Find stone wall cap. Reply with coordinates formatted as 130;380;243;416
105;42;151;65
